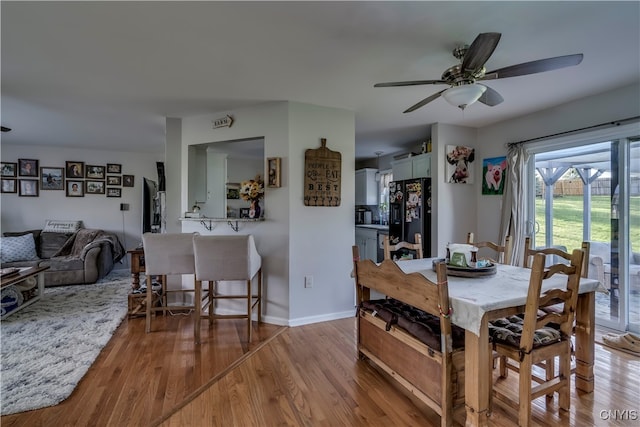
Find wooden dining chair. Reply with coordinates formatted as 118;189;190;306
520;236;590;382
466;232;513;264
192;234;262;344
141;232;199;340
383;233;423;260
489;248;585;426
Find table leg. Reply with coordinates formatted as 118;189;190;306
465;315;491;427
574;291;595;393
131;271;140;291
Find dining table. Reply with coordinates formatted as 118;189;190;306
395;258;601;427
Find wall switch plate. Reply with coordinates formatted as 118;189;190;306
304;276;313;288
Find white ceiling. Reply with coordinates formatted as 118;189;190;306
2;1;639;161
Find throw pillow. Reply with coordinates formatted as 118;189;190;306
3;230;42;256
42;220;83;233
0;234;39;263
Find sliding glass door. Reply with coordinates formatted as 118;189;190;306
527;126;639;333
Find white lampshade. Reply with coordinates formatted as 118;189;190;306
442;84;487;110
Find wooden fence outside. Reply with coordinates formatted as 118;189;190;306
538;177;640;197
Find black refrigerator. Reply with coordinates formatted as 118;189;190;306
388;178;432;258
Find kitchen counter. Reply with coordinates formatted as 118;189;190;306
356;224;389;232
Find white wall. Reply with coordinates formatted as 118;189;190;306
431;123;478;255
180;101;355;326
287;102;356;324
0;144;163;270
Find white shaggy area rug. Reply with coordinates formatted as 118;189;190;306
1;270;131;415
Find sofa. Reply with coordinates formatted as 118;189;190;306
588;241;640;292
1;227;125;286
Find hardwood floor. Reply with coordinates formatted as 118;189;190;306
2;315;638;426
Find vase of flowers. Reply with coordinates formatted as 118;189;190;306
240;175;264;218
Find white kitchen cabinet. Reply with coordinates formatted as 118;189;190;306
355;168;378;205
355;227;378;261
391;153;431;180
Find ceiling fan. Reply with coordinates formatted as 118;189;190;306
374;32;583;113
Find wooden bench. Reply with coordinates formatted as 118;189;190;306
352;246;465;427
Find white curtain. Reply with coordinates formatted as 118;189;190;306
499;143;529;266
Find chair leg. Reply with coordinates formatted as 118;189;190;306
545;357;555;401
559;344;571;411
519;356;533;427
247;278;252;342
499;355;509;378
194;279;201;344
257;268;262;323
145;275;153;333
208;281;214;326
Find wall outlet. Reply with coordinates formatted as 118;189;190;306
120;203;129;211
304;276;313;288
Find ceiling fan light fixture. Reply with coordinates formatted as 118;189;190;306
442;84;487;110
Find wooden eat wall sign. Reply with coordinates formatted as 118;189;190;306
304;138;341;206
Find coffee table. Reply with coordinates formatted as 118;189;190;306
1;266;49;319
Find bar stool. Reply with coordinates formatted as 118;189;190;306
192;234;262;343
141;232;199;341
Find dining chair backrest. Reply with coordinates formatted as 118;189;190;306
142;232;196;276
192;234;261;281
383;233;423;260
523;237;590;278
466;232;513;264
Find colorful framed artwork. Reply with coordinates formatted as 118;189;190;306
66;180;84;197
18;179;39;196
445;145;475;184
123;175;134;187
106;187;122;198
106;163;122;174
482;156;508;195
40;167;64;190
86;165;105;179
1;162;17;177
107;175;122;186
18;159;39;177
1;178;17;193
267;157;281;188
66;161;85;179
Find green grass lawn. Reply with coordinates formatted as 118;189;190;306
535;195;640;250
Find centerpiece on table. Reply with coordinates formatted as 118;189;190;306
240;175;265;218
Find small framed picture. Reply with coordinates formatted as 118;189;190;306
85;180;105;194
1;162;17;177
18;159;39;177
267;157;281;188
239;208;250;218
18;179;39;196
66;180;84;197
107;175;122;186
1;178;17;193
40;167;64;190
227;187;240;199
106;163;122;174
86;165;105;179
106;187;122;198
66;161;85;179
123;175;134;187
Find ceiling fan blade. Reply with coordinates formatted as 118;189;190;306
403;90;446;113
482;54;584;80
461;32;501;73
477;84;504;106
374;80;447;87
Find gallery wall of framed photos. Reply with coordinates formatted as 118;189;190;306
1;159;135;197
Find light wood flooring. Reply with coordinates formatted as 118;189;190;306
2;314;638;426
